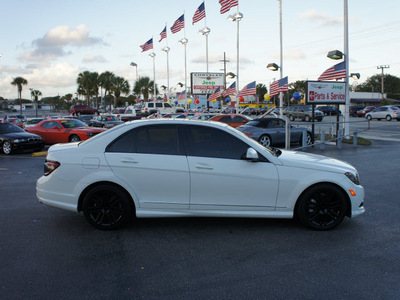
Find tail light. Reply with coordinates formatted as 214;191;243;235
245;133;253;136
44;160;60;176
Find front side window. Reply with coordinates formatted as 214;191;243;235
184;125;249;160
155;103;163;108
41;121;62;129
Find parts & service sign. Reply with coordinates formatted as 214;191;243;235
306;81;346;105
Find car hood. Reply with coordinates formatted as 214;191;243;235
1;131;42;140
276;150;356;174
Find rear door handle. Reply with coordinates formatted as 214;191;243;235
121;158;138;164
195;163;213;170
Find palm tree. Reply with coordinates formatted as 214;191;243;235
256;83;268;102
99;71;115;109
89;72;100;108
31;89;42;117
111;76;130;107
77;71;93;105
133;76;157;101
11;77;28;114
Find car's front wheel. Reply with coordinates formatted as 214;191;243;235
304;115;311;122
2;141;12;155
301;132;312;146
258;134;272;147
288;115;294;121
82;184;134;230
69;134;81;142
366;115;372;120
386;115;392;121
296;183;348;230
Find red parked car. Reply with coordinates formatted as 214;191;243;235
70;105;99;116
9;118;24;128
356;106;376;117
26;118;105;144
209;114;252;128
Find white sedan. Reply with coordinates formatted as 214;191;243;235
36;119;365;230
365;105;400;121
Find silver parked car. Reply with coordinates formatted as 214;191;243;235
365;106;400;121
236;117;312;147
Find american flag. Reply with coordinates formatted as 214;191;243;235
208;87;222;102
269;77;288;97
159;26;167;42
237;81;256;97
178;90;186;101
140;38;153;52
171;14;185;34
222;82;236;97
193;2;206;24
318;61;346;81
219;0;238;14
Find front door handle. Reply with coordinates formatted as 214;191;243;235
195;163;213;170
121;158;138;164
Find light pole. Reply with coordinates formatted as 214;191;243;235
130;62;138;81
149;53;156;100
179;38;189;104
199;27;211;73
162;46;170;101
227;11;243;112
377;65;389;103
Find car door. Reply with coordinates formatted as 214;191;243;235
183;125;279;210
39;121;64;144
105;124;190;210
267;119;286;144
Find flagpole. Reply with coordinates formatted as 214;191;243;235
279;0;283;119
344;0;350;136
162;23;170;103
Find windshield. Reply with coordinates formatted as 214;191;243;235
101;115;119;121
60;119;88;128
0;123;25;133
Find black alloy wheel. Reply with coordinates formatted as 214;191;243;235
296;183;347;230
2;141;12;155
69;134;81;142
82;184;134;230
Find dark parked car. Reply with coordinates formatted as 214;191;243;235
70;105;99;116
78;115;95;125
287;105;324;122
317;106;341;116
0;123;44;155
350;105;364;117
236;117;312;147
90;115;124;129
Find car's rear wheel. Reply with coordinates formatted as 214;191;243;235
69;134;81;142
2;141;12;155
386;115;392;121
289;115;294;121
258;134;272;147
82;184;134;230
296;183;347;230
304;115;311;122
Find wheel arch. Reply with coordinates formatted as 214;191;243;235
77;181;136;216
294;181;351;218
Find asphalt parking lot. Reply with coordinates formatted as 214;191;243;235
1;122;400;299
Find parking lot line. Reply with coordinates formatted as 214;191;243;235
0;168;8;170
32;151;48;157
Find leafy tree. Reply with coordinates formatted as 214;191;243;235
111;76;130;107
133;76;158;101
76;71;93;105
10;76;28;114
353;74;400;101
256;83;267;102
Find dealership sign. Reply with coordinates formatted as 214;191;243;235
191;72;225;95
306;81;346;105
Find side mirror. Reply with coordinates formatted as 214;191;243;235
53;126;60;130
245;148;259;162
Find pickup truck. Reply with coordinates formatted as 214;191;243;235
114;106;143;122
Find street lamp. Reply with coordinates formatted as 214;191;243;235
350;73;360;80
199;27;211;73
226;72;236;79
227;11;243;113
130;62;138;81
149;53;156;100
266;63;279;71
327;50;343;60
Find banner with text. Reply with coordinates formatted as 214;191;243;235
191;72;225;95
306;81;346;105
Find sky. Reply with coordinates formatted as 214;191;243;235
1;0;399;100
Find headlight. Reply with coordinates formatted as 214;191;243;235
13;138;27;143
345;172;360;185
86;132;95;136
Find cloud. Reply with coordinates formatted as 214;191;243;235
82;55;107;63
19;24;106;62
271;49;306;61
191;54;254;65
300;10;342;27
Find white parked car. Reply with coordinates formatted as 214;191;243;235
365;106;400;121
36;119;365;230
141;102;178;114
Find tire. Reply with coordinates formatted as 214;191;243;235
2;141;12;155
386;115;392;121
289;115;294;121
296;183;347;230
366;115;372;120
258;134;272;147
304;115;311;122
301;132;312;146
82;184;134;230
69;135;81;143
